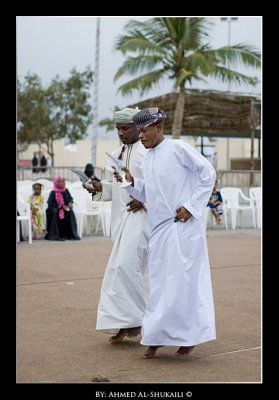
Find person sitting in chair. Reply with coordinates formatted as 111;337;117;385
207;180;223;224
45;176;80;241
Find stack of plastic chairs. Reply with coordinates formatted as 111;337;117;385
70;187;107;238
17;194;32;244
249;187;261;229
220;187;256;230
17;182;33;241
204;204;228;230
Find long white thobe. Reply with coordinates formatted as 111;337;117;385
95;140;150;332
126;139;216;346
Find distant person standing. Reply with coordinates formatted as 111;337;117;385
40;154;48;173
32;152;38;173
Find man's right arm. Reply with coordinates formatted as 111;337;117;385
83;180;112;201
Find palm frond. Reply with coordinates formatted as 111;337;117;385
211;65;260;87
114;55;165;82
98;118;115;131
114;33;166;55
185;48;216;76
116;69;166;96
98;106;121;132
179;18;213;50
213;43;261;68
161;17;178;43
121;19;171;48
114;19;171;55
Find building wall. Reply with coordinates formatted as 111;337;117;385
18;138;92;168
217;138;260;170
18;137;259;171
96;139;121;169
54;139;93;167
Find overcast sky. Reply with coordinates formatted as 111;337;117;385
16;16;262;140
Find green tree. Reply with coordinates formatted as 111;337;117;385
45;66;93;162
17;73;51;150
114;17;261;138
17;66;93;165
62;66;93;142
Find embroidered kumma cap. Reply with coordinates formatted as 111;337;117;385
132;107;166;128
114;107;140;124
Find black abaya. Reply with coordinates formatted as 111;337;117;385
45;189;80;240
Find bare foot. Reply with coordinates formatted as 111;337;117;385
142;346;163;359
127;326;141;338
175;346;195;357
109;329;129;343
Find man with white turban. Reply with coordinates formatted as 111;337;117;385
85;107;150;343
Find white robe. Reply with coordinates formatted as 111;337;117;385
126;139;216;346
95;140;150;332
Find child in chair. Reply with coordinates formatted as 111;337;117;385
28;183;47;239
207;180;223;224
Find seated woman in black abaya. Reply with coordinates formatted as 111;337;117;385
45;176;80;241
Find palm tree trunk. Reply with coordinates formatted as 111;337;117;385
172;84;185;139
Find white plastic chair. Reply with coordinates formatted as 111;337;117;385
42;189;51;222
34;179;53;190
17;195;32;244
220;187;256;230
67;181;85;190
17;180;34;187
18;185;33;203
70;188;106;238
205;204;228;229
249;187;261;229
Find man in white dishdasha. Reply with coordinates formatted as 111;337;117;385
113;107;216;358
85;107;150;343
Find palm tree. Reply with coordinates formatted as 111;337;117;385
114;17;261;139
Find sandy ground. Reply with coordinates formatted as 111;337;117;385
16;231;261;383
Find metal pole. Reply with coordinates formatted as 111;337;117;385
91;17;100;166
220;17;238;90
220;17;238;170
250;100;255;186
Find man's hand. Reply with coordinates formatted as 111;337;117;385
174;206;192;223
82;180;102;193
126;197;144;213
112;166;134;185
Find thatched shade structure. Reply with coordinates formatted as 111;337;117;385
129;89;261;139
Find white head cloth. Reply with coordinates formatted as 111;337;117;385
114;107;140;124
